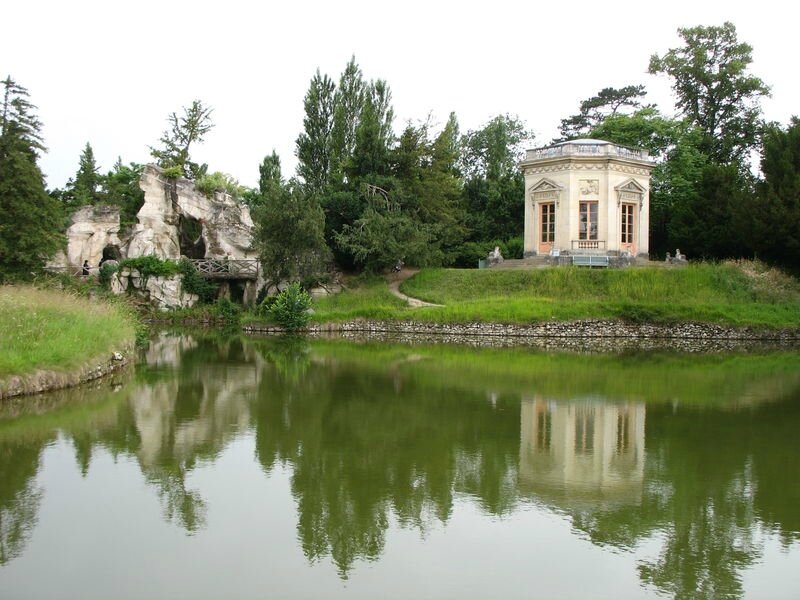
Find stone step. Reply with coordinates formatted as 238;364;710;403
489;257;549;269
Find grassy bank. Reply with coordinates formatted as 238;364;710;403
0;285;137;378
309;262;800;329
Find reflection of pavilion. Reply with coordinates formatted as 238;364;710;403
519;396;645;510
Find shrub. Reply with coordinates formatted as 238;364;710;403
162;165;183;179
505;237;524;259
178;258;218;303
195;171;244;199
256;294;278;318
215;297;241;324
99;262;119;289
270;283;312;331
450;240;511;268
119;256;180;288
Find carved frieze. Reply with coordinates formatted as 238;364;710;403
524;162;650;176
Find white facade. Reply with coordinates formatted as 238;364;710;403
520;139;654;258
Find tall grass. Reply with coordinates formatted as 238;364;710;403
0;285;137;377
310;275;409;322
307;264;800;328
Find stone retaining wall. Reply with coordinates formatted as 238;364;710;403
243;319;800;343
0;346;133;400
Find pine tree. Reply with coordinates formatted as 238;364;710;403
150;100;214;179
0;77;63;280
295;70;335;194
0;76;45;155
73;142;100;205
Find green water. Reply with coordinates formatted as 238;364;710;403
1;332;799;599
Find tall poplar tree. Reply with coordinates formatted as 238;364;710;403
330;57;365;183
295;70;335;194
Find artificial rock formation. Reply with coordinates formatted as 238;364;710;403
127;166;257;261
52;165;260;308
53;165;257;272
57;205;125;272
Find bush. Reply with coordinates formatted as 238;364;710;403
178;258;218;303
505;237;524;259
270;283;312;331
195;171;244;199
98;262;119;289
119;256;180;288
162;165;183;179
450;240;510;268
256;294;278;318
215;297;241;324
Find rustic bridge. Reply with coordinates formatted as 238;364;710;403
189;258;259;280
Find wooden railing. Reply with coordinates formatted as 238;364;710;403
190;258;259;280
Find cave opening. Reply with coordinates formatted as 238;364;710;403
179;214;206;259
102;245;122;263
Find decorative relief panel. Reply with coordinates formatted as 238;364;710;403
579;179;599;195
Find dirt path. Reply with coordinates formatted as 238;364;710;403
387;268;444;308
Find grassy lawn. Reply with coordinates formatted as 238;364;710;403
310;262;800;329
0;285;137;378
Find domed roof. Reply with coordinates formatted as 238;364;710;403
552;138;612;145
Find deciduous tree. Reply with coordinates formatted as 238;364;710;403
460;114;533;241
649;22;770;165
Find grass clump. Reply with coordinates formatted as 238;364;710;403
0;285;137;378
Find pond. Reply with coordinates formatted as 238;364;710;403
1;332;799;599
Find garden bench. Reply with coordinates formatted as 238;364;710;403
572;255;610;268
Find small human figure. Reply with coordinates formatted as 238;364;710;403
665;252;672;263
393;259;404;273
82;260;90;276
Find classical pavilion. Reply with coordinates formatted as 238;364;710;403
520;139;654;259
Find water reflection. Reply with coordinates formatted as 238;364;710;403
0;333;798;598
520;397;646;511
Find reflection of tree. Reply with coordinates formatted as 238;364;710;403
636;408;760;599
567;395;800;600
253;343;520;575
0;438;46;565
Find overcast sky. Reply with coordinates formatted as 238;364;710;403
2;0;796;189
